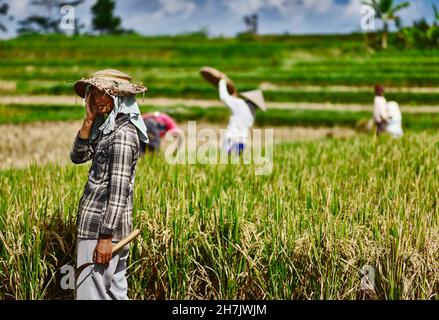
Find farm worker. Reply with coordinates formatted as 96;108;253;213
218;78;267;154
373;84;389;135
372;84;403;138
386;101;404;138
70;69;148;300
140;111;183;154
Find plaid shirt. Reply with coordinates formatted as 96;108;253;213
70;114;139;241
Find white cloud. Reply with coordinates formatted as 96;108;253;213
398;0;429;25
301;0;333;14
153;0;196;19
223;0;335;17
1;0;437;38
119;0;197;33
119;0;435;36
344;0;363;17
224;0;297;18
8;0;29;15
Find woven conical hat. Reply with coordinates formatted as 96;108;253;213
240;90;267;112
74;69;147;98
200;66;237;95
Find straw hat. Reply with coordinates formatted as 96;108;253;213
240;90;267;112
74;69;147;98
200;66;237;95
199;66;266;111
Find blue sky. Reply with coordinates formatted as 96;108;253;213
1;0;438;38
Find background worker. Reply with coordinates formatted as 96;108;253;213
372;84;403;138
373;84;389;135
218;78;266;154
140;111;183;154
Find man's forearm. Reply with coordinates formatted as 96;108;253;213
70;118;95;164
219;79;230;100
78;118;95;140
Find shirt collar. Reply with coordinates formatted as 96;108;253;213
115;113;130;127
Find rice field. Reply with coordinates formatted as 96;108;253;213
0;120;355;170
0;130;438;299
0;34;438;300
1;34;439;105
1;103;438;132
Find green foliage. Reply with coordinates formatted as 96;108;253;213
1;20;438;302
0;34;438;105
0;1;11;33
362;0;410;49
17;15;59;35
180;27;209;39
396;5;439;49
1;132;438;299
16;0;81;35
362;0;410;19
91;0;121;35
0;104;437;131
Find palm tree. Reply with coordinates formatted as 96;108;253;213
433;4;439;25
0;0;13;33
363;0;410;49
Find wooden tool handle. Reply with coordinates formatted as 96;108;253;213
112;229;141;254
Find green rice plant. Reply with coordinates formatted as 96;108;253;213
2;34;439;97
0;104;437;131
0;131;437;299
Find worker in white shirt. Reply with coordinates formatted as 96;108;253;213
218;78;267;154
373;84;389;135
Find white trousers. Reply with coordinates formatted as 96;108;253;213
76;238;129;300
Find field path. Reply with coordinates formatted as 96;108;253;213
1;95;438;113
0;120;355;170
